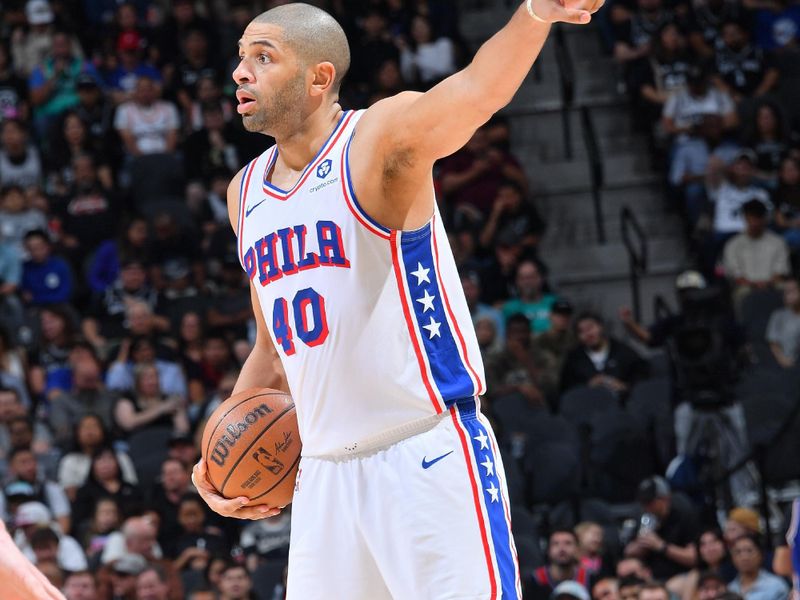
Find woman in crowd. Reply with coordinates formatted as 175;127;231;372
667;528;733;600
45;111;112;194
113;363;189;437
398;13;456;90
28;305;77;402
743;101;790;185
57;414;137;501
729;534;789;600
87;216;151;294
80;496;121;562
72;446;140;531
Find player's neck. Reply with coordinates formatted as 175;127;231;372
274;103;344;172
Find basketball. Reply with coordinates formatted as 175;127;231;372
201;388;301;507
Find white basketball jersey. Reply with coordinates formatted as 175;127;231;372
236;110;486;456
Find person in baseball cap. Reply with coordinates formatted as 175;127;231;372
724;507;761;545
552;580;591;600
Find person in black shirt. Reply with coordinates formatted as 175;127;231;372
0;41;28;122
713;20;778;104
624;476;700;580
525;529;596;600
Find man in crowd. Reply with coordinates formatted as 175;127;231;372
20;229;73;306
525;529;594;600
766;279;800;368
624;476;700;580
135;565;170;600
63;570;98;600
6;447;70;532
592;577;620;600
217;562;254;600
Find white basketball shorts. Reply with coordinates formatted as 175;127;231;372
286;399;522;599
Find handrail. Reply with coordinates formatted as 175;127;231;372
620;206;648;322
581;105;605;244
553;24;574;160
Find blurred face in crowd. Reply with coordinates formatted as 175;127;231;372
124;518;158;556
744;211;767;238
37;560;64;589
77;83;100;107
24;234;50;263
128;303;154;336
135;569;169;600
640;587;669;600
63;114;86;147
1;120;26;153
111;570;138;597
461;275;480;309
74;359;102;392
730;158;754;186
92;449;120;483
593;579;620;600
755;105;778;138
203;337;230;367
9;417;33;449
52;33;73;61
40;309;67;342
73;155;96;188
1;186;25;212
94;498;120;533
120;262;147;292
169;440;198;466
117;3;137;29
721;22;748;51
127;219;149;247
207;557;227;588
134;77;159;106
578;523;603;555
161;459;190;493
197;76;220;103
784;280;800;309
475;317;496;349
548;532;578;568
32;539;58;563
132;339;156;364
178;497;205;533
659;23;684;53
780;157;800;186
619;582;642;600
376;59;402;92
697;577;726;600
64;572;98;600
643;496;670;519
515;261;543;300
550;310;572;334
577;317;606;351
698;531;726;567
0;390;22;422
731;537;762;576
10;448;37;482
496;184;523;212
506;319;531;349
180;312;202;343
411;15;433;45
77;415;104;449
219;566;252;600
135;365;160;397
173;0;195;24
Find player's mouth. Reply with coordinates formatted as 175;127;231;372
236;89;257;114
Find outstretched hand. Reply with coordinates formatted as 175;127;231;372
527;0;606;25
0;520;65;600
192;459;282;520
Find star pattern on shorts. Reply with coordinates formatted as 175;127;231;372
486;480;500;503
481;455;495;477
422;316;442;339
416;289;436;313
410;262;431;285
474;431;489;450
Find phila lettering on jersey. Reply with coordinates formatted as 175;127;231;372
237;110;486;457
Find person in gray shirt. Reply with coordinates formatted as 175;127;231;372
766;279;800;369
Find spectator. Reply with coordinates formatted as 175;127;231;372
639;583;671;600
28;31;97;135
46;111;112;194
145;457;195;556
774;156;800;250
72;447;140;531
666;528;733;600
80;496;121;562
503;259;558;334
135;564;170;600
662;64;738;146
73;73;115;156
0;41;29;122
729;534;790;600
536;299;577;374
619;576;648;600
485;312;558;408
479;180;545;254
713;20;778;104
106;336;187;399
105;552;148;600
183;103;240;183
171;27;223;112
28;305;78;402
525;529;594;600
398;14;456;89
114;75;180;158
722;198;789;309
705;150;772;259
13;502;86;573
0;238;23;334
6;447;71;533
668;114;740;227
438;126;527;218
87;218;151;296
576;522;609;576
0;328;28;401
185;75;234;133
205;258;251;340
613;0;675;66
172;494;226;572
766;278;800;368
724;507;763;546
553;581;593;600
593;578;621;600
560;312;649;396
58;413;137;500
687;0;745;58
461;270;505;344
100;516;161;565
107;31;161;105
348;10;400;91
63;570;98;600
20;229;73;306
239;509;291;571
742;102;789;183
696;571;729;600
0;119;42;189
217;562;253;600
112;363;189;438
624;476;700;580
48;357;118;448
12;2;81;76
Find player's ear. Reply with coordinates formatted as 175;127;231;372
309;61;336;97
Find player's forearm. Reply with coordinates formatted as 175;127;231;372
233;343;288;395
460;3;550;116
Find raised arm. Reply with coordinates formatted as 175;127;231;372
350;0;602;229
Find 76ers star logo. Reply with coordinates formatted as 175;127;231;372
316;159;332;179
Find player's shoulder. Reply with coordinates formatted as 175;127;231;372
358;91;423;137
226;164;251;233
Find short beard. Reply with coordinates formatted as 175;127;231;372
242;72;306;135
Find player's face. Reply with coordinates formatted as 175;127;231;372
233;23;307;136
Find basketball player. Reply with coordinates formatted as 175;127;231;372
192;1;601;598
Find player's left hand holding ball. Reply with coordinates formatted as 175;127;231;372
192;459;282;520
525;0;605;25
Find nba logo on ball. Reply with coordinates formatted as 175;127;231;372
316;159;332;179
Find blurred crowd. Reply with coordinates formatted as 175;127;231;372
0;0;799;598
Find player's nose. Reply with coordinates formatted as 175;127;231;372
232;60;254;85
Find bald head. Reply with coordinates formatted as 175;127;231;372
252;3;350;92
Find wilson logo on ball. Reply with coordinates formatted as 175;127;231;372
209;403;273;467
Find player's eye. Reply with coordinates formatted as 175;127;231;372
257;53;270;64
